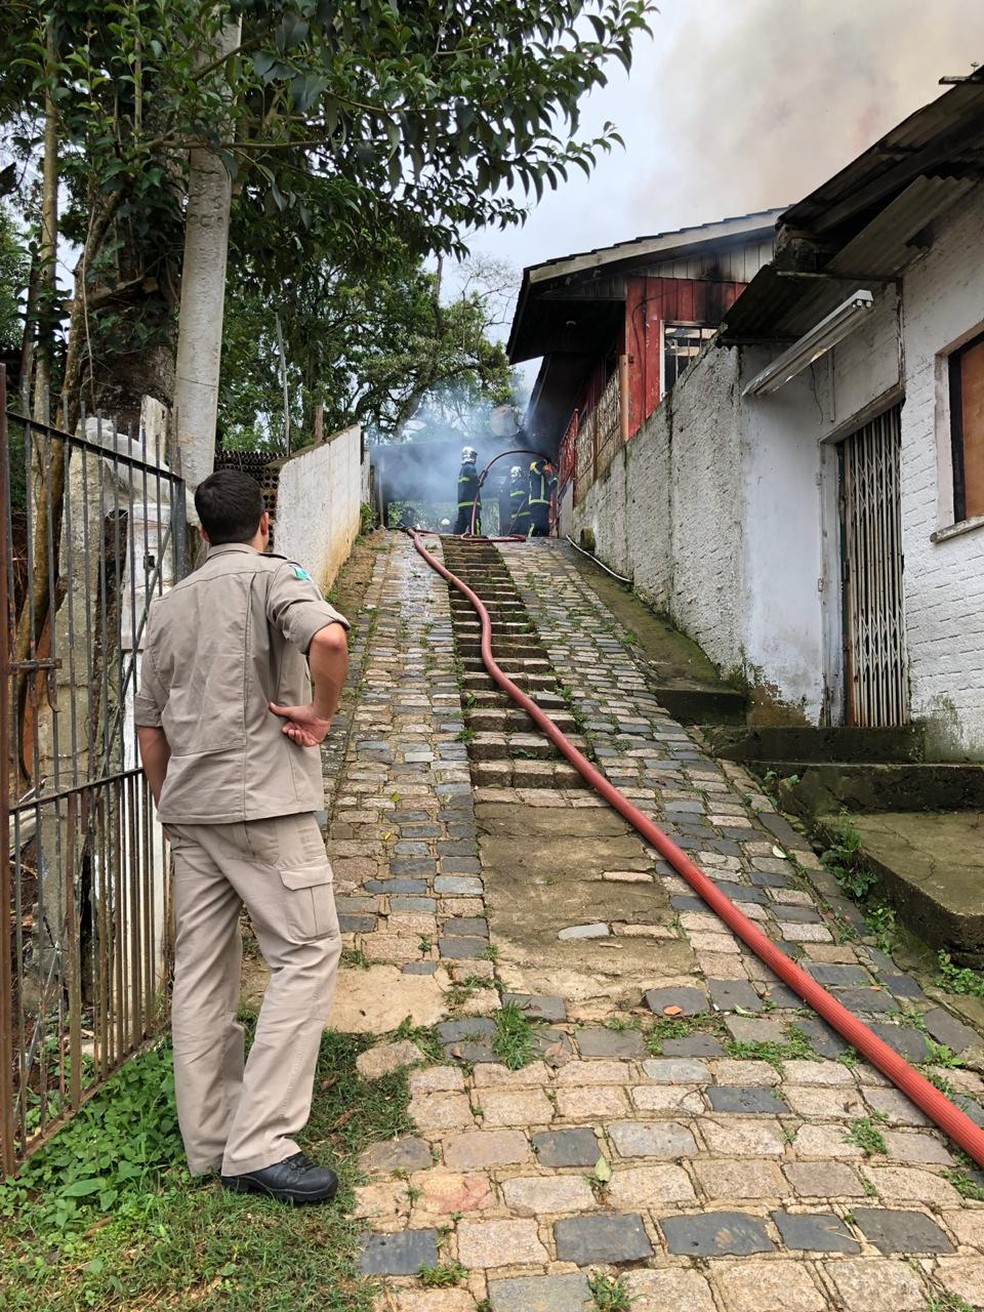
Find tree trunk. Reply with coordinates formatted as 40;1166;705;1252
172;19;241;492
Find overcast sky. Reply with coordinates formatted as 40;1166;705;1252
465;0;984;356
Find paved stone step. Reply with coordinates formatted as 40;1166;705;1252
470;758;588;788
457;639;545;660
449;583;518;595
462;655;553;675
465;707;579;734
464;688;569;712
451;604;527;620
468;731;587;761
454;616;532;630
462;670;558;692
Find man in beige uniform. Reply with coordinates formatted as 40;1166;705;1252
135;469;349;1204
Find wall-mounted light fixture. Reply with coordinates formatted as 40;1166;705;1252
742;290;875;397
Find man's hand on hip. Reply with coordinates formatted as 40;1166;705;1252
268;702;333;746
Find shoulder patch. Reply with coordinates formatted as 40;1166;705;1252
292;565;313;582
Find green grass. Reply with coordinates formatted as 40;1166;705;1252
942;1162;984;1201
418;1261;467;1288
588;1271;632;1310
492;1001;541;1070
820;819;877;900
936;951;984;997
928;1294;977;1312
844;1111;889;1156
725;1023;817;1072
0;1029;415;1311
644;1012;728;1056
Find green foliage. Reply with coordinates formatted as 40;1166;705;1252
844;1111;889;1156
418;1261;467;1288
493;1000;540;1070
0;204;28;351
219;252;519;450
644;1011;727;1056
863;902;897;954
6;0;655;410
391;1016;445;1064
726;1023;817;1071
928;1293;977;1312
922;1040;962;1069
358;502;375;536
0;1029;416;1311
588;1271;632;1310
942;1166;984;1202
821;820;877;900
0;1044;181;1239
936;950;984;997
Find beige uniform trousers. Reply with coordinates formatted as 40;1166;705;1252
167;814;340;1176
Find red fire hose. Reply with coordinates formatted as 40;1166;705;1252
412;529;984;1167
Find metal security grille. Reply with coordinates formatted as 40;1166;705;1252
840;405;908;726
1;373;186;1173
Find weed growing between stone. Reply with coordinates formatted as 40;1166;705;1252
928;1294;977;1312
726;1023;818;1072
844;1111;889;1156
418;1260;467;1288
0;1029;414;1312
820;819;877;900
936;951;984;997
940;1148;984;1201
392;1016;446;1064
588;1270;632;1310
492;1000;542;1069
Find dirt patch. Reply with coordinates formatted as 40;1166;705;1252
477;801;696;1019
328;528;388;621
566;550;723;690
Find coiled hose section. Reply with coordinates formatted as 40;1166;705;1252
412;529;984;1167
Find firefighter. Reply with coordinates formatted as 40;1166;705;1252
527;456;554;537
455;446;481;534
507;465;530;537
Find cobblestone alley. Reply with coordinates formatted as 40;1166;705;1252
318;532;984;1312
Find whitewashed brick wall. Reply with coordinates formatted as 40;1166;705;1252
900;187;984;757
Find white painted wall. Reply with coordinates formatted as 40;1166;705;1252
273;425;363;593
898;188;984;758
566;189;984;756
739;363;827;719
667;346;746;676
569;342;828;714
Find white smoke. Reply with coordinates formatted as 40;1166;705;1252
635;0;983;231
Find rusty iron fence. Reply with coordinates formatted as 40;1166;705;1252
1;368;187;1174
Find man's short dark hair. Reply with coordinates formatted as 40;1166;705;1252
195;469;265;544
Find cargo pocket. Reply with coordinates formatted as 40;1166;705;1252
278;860;337;941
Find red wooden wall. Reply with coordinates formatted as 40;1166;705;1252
624;277;748;436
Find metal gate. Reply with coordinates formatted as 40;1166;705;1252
1;370;186;1173
839;404;908;726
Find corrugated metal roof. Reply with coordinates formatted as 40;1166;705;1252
524;209;786;285
826;175;978;278
508;209;784;362
722;73;984;344
782;70;984;237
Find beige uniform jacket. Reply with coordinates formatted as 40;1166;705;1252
134;543;348;825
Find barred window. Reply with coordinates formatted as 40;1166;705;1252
663;323;717;394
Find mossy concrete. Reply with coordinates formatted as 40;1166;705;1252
476;801;696;1018
565;550;747;724
775;763;984;819
821;810;984;967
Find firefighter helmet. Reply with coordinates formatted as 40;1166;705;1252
510;465;522;479
461;446;477;463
